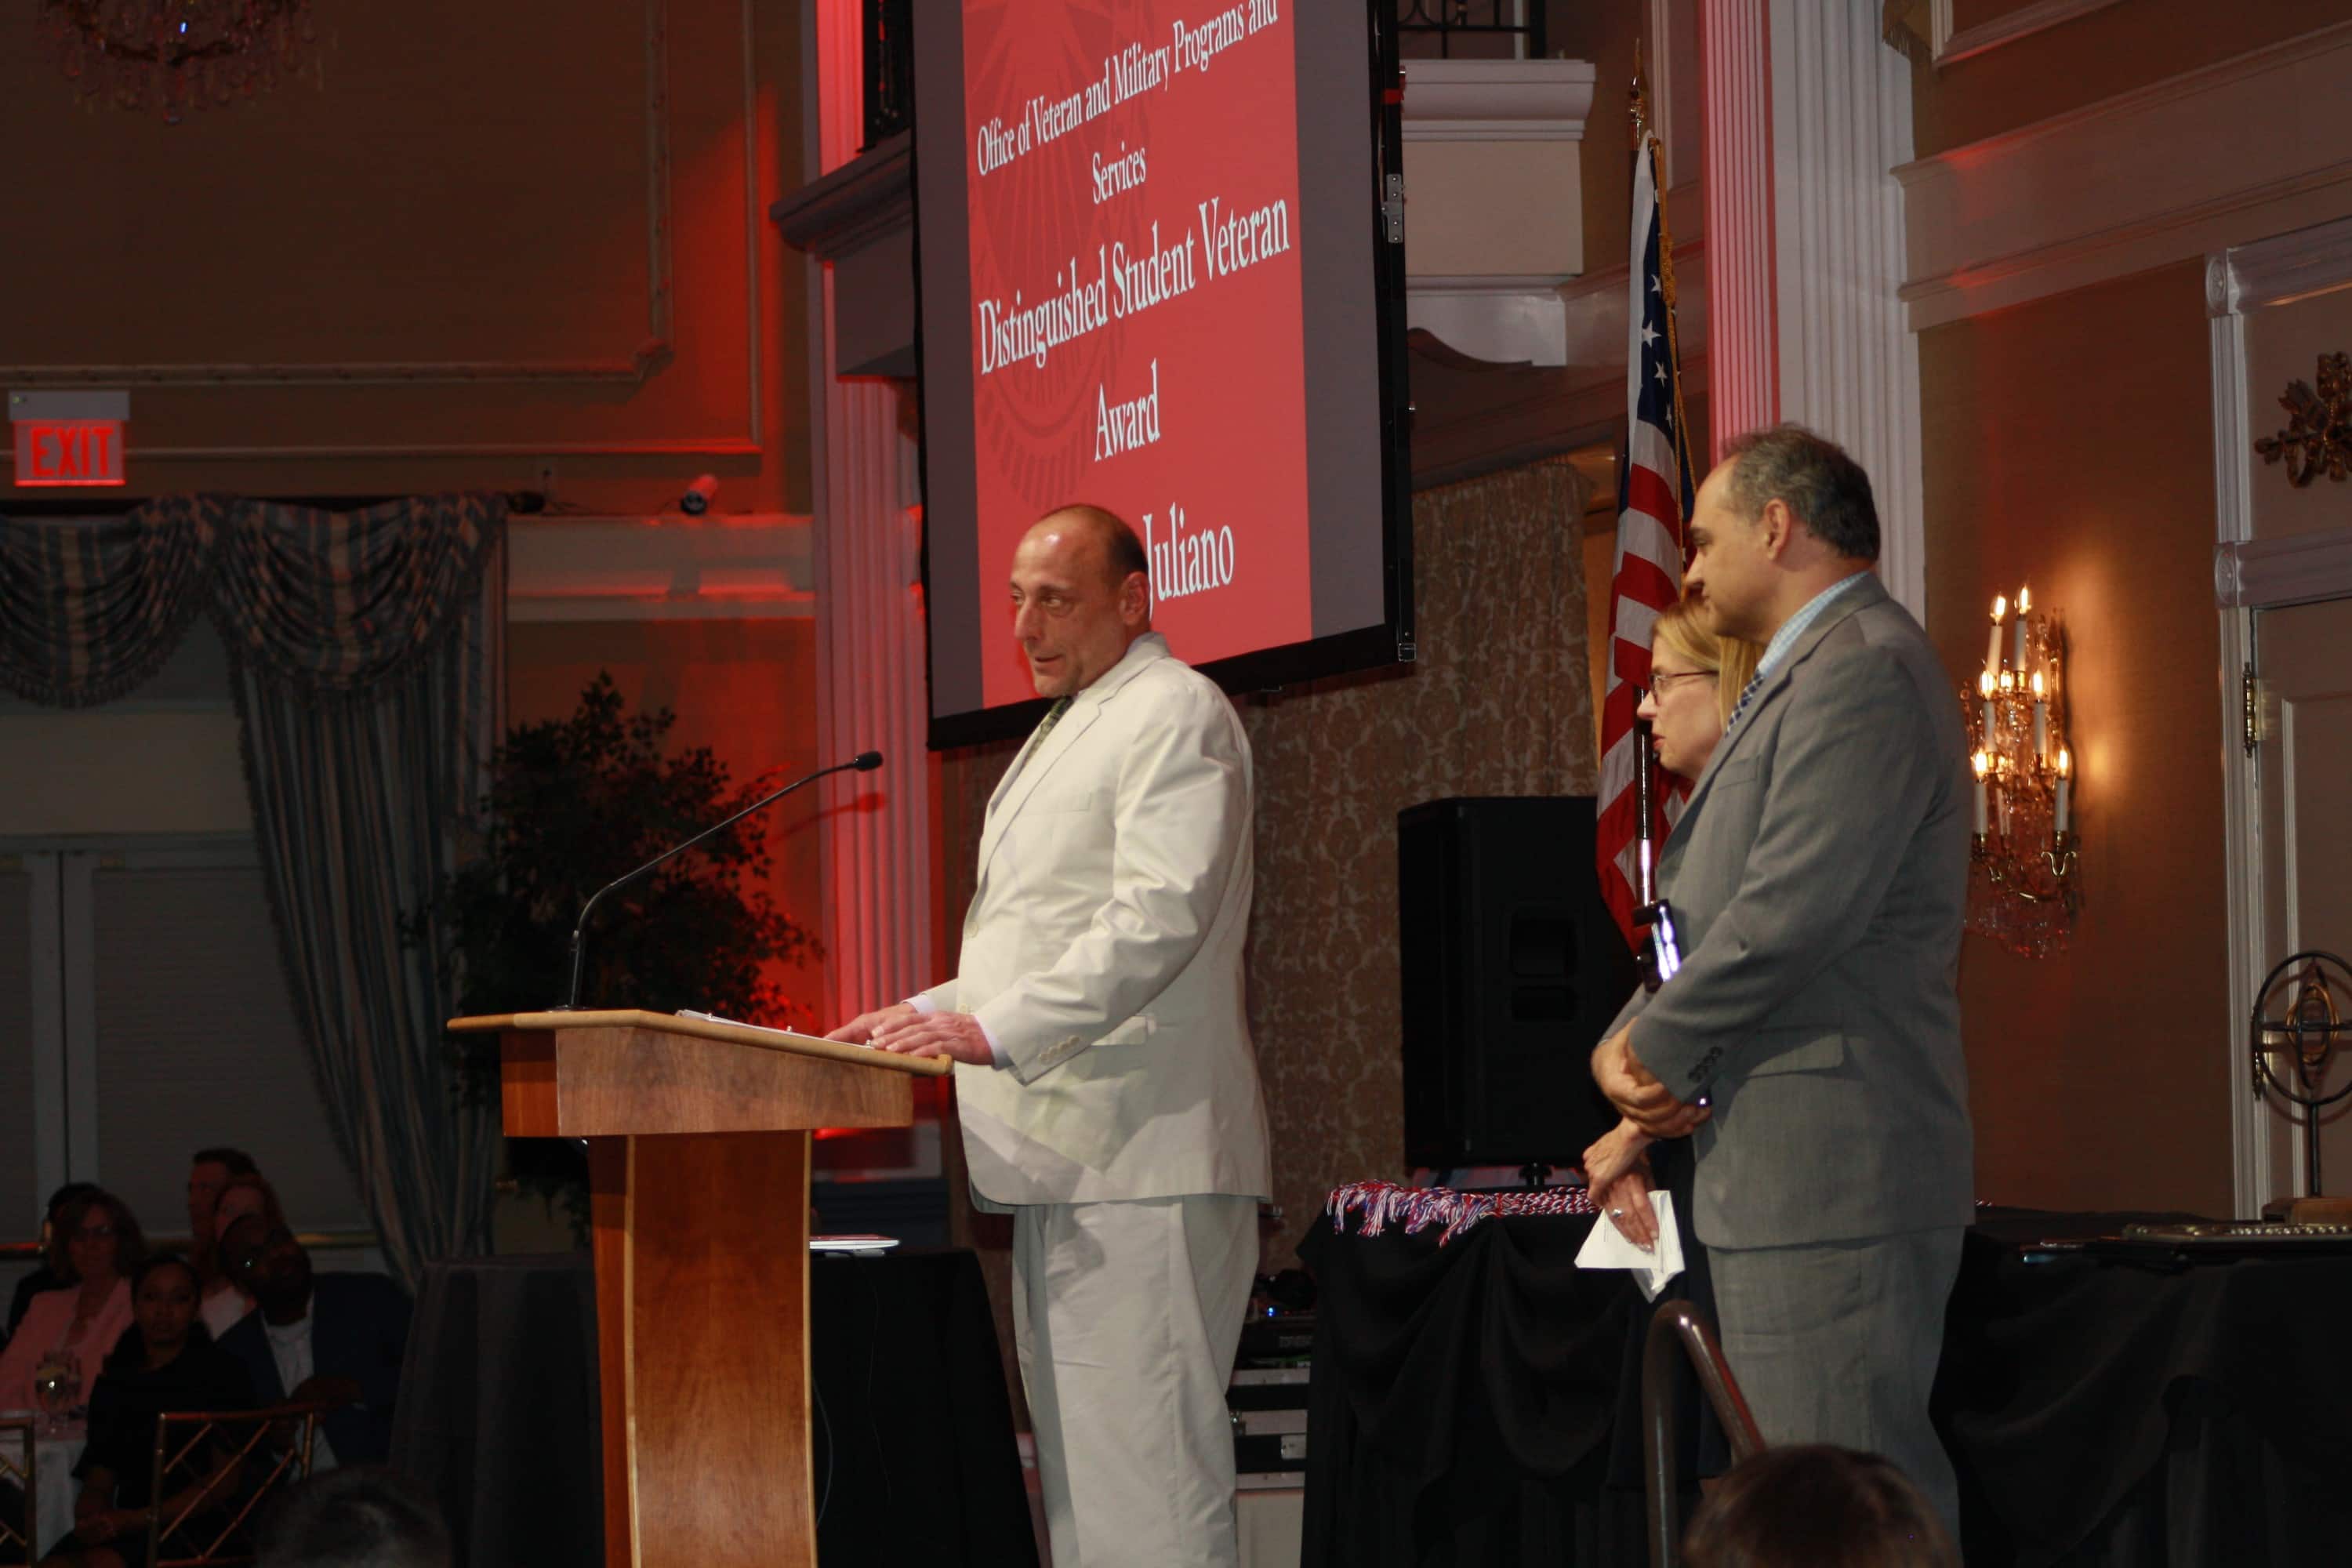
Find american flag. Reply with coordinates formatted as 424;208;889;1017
1595;122;1694;949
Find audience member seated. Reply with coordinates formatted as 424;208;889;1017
0;1191;143;1412
186;1149;260;1334
1682;1446;1959;1568
3;1185;100;1349
198;1175;292;1341
254;1467;452;1568
216;1218;409;1470
41;1254;255;1568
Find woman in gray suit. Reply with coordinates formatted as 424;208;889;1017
1585;600;1758;1248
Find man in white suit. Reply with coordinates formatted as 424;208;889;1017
829;504;1272;1566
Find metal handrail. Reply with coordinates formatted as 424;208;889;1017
1642;1298;1766;1568
0;1229;379;1264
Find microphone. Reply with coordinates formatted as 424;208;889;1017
554;750;884;1011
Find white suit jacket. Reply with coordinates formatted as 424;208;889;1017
926;633;1273;1207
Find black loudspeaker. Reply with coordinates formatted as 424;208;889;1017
1398;797;1639;1170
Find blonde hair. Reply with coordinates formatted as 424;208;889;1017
1652;600;1762;728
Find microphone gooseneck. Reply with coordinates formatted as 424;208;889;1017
555;750;885;1011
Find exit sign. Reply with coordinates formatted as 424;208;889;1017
9;390;129;488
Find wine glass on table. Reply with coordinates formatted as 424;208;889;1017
32;1352;80;1440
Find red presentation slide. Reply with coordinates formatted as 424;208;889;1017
960;0;1311;707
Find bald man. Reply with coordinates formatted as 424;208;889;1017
829;505;1272;1566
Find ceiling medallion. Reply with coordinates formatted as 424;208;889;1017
42;0;321;122
2254;350;2351;488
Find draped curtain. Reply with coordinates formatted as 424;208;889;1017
0;495;508;1289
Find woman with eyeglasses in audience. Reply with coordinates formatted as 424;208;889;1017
0;1190;143;1413
3;1184;102;1351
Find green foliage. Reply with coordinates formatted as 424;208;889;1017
412;673;821;1236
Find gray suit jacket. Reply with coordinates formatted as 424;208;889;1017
1607;574;1974;1249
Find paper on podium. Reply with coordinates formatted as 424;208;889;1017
1574;1189;1686;1301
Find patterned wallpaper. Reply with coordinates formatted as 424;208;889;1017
1238;457;1599;1266
935;457;1599;1378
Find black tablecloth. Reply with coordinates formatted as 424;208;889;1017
1305;1203;2352;1568
389;1253;603;1568
388;1249;1037;1568
1297;1209;1664;1567
1933;1208;2352;1568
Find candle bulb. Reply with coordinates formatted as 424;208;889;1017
1978;669;1997;742
1971;750;1990;837
2013;586;2032;669
2054;747;2072;835
1986;595;2008;672
2031;670;2048;757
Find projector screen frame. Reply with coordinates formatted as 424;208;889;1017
910;0;1415;752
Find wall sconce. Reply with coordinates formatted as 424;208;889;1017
1964;586;2078;957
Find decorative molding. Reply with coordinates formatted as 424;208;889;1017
1896;21;2352;330
1769;0;1925;619
2211;278;2271;1214
505;514;814;622
2213;528;2352;612
771;131;911;260
1;0;681;390
1555;207;1711;371
60;437;764;462
0;0;767;460
2209;212;2352;318
1700;0;1779;454
1399;59;1597;140
0;354;677;390
1932;0;2126;67
807;0;931;1022
1406;279;1572;368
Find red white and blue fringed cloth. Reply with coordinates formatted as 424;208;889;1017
1325;1180;1598;1247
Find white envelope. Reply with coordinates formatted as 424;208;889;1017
1573;1189;1686;1301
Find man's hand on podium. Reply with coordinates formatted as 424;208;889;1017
866;1009;996;1066
825;1002;921;1046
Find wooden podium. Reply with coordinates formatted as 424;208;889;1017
448;1010;952;1568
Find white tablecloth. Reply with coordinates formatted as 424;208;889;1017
34;1429;86;1555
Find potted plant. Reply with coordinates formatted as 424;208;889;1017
412;673;820;1240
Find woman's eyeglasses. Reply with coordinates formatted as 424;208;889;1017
1635;670;1718;702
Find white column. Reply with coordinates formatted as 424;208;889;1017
1700;0;1780;454
808;0;931;1019
1769;0;1926;619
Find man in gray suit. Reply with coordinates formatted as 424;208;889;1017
1591;424;1973;1524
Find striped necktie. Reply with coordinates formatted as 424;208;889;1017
1010;697;1073;782
1723;671;1766;735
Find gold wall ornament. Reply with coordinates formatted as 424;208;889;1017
1962;587;2078;959
2253;350;2352;487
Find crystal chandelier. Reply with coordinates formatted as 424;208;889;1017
42;0;319;122
1963;587;2079;959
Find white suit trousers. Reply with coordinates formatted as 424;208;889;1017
1011;1194;1258;1567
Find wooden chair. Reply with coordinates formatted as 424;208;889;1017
0;1414;34;1563
145;1401;328;1568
